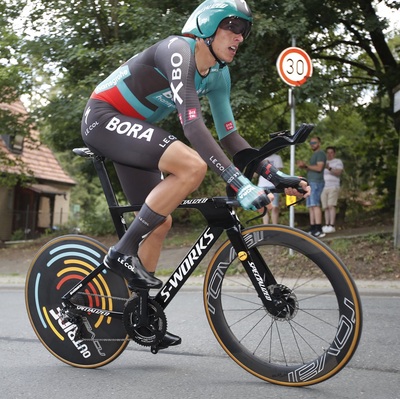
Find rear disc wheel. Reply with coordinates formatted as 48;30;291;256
25;235;130;368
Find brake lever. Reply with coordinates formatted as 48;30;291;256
286;197;305;208
245;207;267;225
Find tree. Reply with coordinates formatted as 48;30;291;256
0;0;36;187
3;0;399;217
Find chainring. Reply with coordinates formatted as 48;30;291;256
123;293;167;347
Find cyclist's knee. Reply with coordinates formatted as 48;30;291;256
187;156;207;190
159;142;207;191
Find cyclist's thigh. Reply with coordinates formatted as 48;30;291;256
114;163;162;204
81;99;178;170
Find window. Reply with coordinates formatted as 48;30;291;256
1;133;24;153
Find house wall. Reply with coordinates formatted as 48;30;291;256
0;186;14;241
52;183;73;228
38;197;51;228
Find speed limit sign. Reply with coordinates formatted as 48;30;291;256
277;47;313;87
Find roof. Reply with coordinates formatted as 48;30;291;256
0;100;76;186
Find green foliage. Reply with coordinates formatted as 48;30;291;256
0;1;36;182
1;0;400;234
10;229;26;241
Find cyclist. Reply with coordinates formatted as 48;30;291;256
80;0;309;349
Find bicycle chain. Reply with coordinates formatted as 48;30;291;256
71;291;131;342
71;292;165;344
76;291;129;303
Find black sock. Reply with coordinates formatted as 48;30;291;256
114;203;166;256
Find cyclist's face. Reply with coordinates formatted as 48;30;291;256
212;26;245;63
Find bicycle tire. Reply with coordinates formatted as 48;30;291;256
25;234;130;368
204;225;362;386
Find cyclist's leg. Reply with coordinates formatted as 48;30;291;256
81;100;206;281
112;141;206;258
138;217;172;272
147;142;207;214
113;164;173;273
113;165;180;348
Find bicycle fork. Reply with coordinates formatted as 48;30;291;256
226;226;281;313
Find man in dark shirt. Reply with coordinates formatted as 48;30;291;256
297;136;327;237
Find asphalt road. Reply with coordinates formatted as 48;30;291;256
1;286;399;399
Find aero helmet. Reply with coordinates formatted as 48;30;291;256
182;0;253;39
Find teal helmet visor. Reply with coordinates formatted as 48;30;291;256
182;0;253;39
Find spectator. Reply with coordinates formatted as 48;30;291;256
258;153;284;224
297;136;327;237
321;146;343;233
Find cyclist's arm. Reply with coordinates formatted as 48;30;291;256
155;37;269;209
155;37;232;175
220;131;252;156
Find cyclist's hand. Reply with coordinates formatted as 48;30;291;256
237;182;271;211
284;179;310;198
221;165;272;211
257;160;310;198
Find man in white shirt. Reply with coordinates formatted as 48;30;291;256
321;146;343;233
258;153;284;224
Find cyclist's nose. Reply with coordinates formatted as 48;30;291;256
236;34;244;43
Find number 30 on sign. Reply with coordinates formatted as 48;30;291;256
276;47;313;87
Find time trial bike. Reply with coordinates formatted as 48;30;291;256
25;123;362;387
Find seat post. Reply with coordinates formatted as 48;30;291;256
92;155;128;238
92;156;119;207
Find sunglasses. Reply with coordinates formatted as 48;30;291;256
309;141;318;145
219;17;252;39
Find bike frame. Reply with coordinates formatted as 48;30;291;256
61;193;274;314
62;124;314;318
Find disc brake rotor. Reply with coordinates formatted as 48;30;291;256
268;284;299;321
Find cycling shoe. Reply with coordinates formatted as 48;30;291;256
158;331;182;349
104;247;163;289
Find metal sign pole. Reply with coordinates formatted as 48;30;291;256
393;84;400;248
289;36;296;229
276;39;312;230
289;88;295;228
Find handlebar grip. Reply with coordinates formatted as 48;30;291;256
226;199;240;207
296;185;306;194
